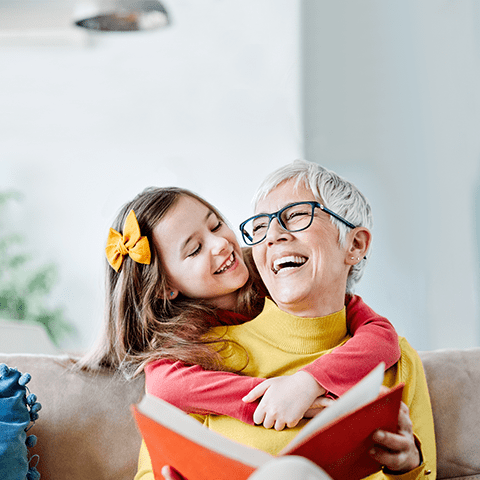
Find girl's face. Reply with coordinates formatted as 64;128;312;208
153;195;249;310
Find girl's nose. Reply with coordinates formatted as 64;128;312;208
211;235;229;255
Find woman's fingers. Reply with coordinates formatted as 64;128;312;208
372;429;410;453
370;402;420;473
397;403;414;433
310;396;335;409
161;466;187;480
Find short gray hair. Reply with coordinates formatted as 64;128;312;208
253;159;372;293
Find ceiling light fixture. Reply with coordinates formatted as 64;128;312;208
74;0;169;32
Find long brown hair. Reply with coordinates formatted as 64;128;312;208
78;187;264;378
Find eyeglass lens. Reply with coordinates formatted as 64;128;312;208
242;203;314;244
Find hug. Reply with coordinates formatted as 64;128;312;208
83;159;436;480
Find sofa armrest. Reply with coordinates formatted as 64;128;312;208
419;348;480;480
0;353;144;480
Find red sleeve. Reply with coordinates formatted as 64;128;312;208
301;295;400;397
145;358;264;425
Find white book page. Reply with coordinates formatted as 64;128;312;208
138;394;272;467
281;362;385;453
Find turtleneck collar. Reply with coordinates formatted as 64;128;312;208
244;297;348;354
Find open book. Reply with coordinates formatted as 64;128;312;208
132;363;403;480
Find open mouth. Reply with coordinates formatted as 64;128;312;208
272;255;307;274
215;252;236;274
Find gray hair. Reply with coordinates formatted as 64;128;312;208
252;159;373;293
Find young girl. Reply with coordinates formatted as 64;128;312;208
83;185;400;432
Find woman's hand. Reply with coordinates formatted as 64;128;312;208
242;371;326;430
370;400;421;474
303;395;336;418
161;465;187;480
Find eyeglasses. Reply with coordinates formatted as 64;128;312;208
239;201;357;246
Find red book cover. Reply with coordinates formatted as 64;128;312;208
133;408;258;480
285;385;403;479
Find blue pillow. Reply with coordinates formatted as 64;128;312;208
0;364;41;480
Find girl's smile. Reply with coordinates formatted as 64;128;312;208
215;252;239;274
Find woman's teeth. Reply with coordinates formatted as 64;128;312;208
215;253;235;274
272;255;307;273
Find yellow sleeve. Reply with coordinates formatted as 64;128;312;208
134;440;155;480
394;339;436;479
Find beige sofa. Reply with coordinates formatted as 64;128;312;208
1;348;479;480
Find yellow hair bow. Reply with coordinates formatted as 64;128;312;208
105;209;151;272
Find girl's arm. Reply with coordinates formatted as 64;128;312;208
301;294;401;397
145;359;262;425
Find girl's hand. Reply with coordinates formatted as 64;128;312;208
370;401;421;474
242;371;326;430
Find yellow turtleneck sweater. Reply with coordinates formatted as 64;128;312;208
197;298;352;454
136;298;436;480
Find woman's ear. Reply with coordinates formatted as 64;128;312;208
345;227;371;265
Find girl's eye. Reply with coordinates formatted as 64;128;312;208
212;220;223;232
188;244;202;258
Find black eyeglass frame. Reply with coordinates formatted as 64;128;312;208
239;201;358;246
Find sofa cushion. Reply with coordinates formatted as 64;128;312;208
1;349;479;480
419;348;480;480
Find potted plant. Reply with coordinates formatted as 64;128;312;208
0;191;75;346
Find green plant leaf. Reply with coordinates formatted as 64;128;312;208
34;308;76;345
27;265;57;295
7;254;30;269
0;190;23;207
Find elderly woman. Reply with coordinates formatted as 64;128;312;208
138;160;436;480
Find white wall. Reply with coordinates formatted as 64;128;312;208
0;0;303;352
302;0;480;350
2;0;479;354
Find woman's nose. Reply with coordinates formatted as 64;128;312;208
265;218;290;245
